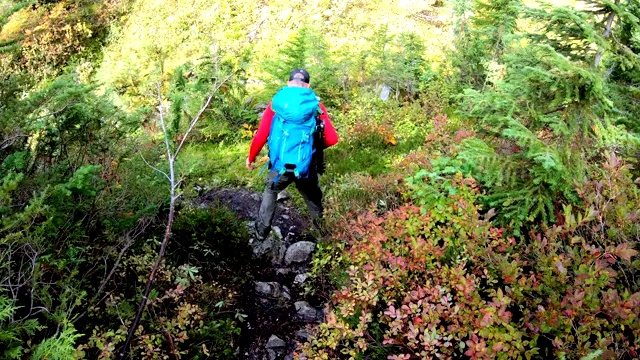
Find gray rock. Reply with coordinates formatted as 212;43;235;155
285;241;315;265
295;301;317;321
258;297;273;307
255;282;282;298
252;237;275;257
251;193;261;202
271;244;286;266
282;285;291;301
377;84;392;101
281;214;290;220
276;268;291;276
277;191;290;201
266;334;286;348
294;274;308;285
294;329;312;342
266;349;277;360
264;334;288;360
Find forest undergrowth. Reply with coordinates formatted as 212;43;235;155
1;0;639;359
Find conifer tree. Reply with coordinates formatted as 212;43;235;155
452;0;522;89
593;0;640;132
456;0;640;233
260;27;339;104
364;27;428;99
523;1;639;138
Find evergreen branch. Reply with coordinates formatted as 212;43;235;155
29;101;81;121
543;103;571;115
502;119;538;147
173;73;234;158
0;38;20;54
0;1;33;29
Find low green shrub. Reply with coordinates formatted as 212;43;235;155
0;295;42;359
169;204;252;284
77;204;251;359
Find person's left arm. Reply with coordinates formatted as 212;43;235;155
318;103;338;148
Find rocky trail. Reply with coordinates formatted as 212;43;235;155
196;188;328;360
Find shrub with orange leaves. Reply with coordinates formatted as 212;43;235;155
300;175;534;359
299;157;640;359
3;0;126;80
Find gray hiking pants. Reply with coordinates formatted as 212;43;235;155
255;170;323;238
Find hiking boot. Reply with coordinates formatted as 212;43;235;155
252;221;269;241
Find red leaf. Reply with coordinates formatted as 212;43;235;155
614;243;638;262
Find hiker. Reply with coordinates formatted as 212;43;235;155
246;69;339;239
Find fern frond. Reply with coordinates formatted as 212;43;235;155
579;350;604;360
459;138;519;187
30;326;82;360
0;296;16;322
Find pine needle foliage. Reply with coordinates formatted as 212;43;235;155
29;325;82;360
0;1;31;29
260;27;340;104
0;38;19;55
525;2;640;131
595;0;640;131
0;296;41;359
165;47;254;143
452;0;522;89
364;27;429;99
456;0;640;234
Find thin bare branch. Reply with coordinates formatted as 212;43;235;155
120;69;235;360
30;101;81;121
72;217;151;325
119;191;177;359
156;83;174;162
139;152;170;182
162;328;179;360
1;134;29;150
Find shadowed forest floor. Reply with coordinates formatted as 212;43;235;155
196;188;326;359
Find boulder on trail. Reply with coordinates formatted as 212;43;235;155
284;241;315;265
294;301;318;321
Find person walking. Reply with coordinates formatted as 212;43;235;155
246;69;339;239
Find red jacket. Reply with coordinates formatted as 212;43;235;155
248;101;338;163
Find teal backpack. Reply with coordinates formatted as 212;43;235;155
267;86;319;178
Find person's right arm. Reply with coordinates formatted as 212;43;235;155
246;102;274;168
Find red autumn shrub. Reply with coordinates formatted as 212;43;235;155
299;154;639;359
300;175;534;359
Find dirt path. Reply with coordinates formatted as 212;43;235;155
196;188;325;360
